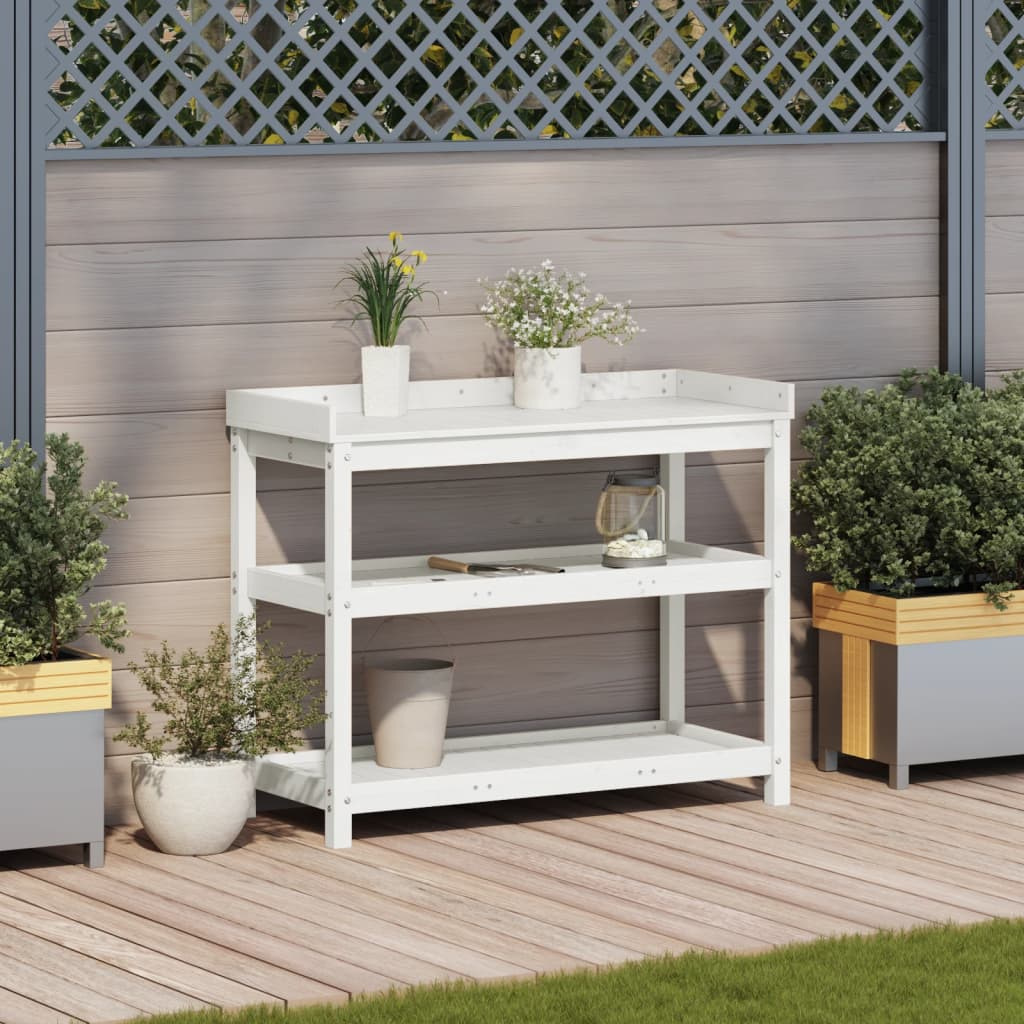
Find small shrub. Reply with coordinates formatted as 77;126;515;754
0;433;128;665
114;617;325;761
793;369;1024;607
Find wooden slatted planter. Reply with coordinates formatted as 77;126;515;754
0;651;111;867
0;650;112;718
814;583;1024;789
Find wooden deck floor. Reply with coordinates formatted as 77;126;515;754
3;757;1024;1023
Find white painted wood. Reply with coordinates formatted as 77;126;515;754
763;418;791;806
676;370;795;416
248;564;327;615
345;423;773;472
229;428;256;629
226;371;793;447
245;431;327;470
324;443;353;849
246;543;770;619
256;725;772;814
229;370;792;846
226;390;333;446
660;454;686;726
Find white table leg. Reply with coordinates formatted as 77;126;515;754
659;453;686;727
763;419;791;806
230;427;256;627
324;442;353;849
230;427;258;817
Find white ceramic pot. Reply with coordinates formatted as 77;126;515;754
131;754;255;856
513;346;582;410
361;344;411;417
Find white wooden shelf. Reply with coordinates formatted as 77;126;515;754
256;722;774;815
247;542;771;618
227;368;794;849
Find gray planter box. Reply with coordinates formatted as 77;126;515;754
0;710;105;867
818;632;1024;789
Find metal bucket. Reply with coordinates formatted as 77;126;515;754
365;653;454;769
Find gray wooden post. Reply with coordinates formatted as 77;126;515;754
1;0;45;448
941;0;987;388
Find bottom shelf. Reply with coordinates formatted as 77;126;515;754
257;722;773;815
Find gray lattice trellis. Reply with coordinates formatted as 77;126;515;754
45;0;936;150
984;0;1024;130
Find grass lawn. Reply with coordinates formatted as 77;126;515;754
135;919;1024;1024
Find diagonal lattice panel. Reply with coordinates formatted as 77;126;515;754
984;0;1024;131
44;0;937;149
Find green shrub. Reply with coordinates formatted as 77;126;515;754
114;617;325;761
0;433;128;665
793;369;1024;608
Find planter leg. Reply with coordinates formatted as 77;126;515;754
83;840;104;869
888;764;910;790
818;747;838;772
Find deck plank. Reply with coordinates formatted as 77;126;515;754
370;811;780;952
0;891;262;1013
568;790;930;931
254;813;672;962
3;760;1024;1023
0;985;84;1024
0;856;337;1008
0;955;143;1024
230;827;587;975
417;803;852;940
106;829;527;982
502;795;903;933
0;922;209;1017
597;785;994;923
67;845;433;991
776;781;1024;890
790;769;1024;862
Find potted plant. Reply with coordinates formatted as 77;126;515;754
793;369;1024;788
0;433;129;867
115;616;324;855
339;231;435;417
479;260;642;410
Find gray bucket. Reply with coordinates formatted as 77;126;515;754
365;655;454;769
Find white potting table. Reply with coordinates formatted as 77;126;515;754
226;369;794;849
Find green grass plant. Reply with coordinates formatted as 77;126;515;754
133;919;1024;1024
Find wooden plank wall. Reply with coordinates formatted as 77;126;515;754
45;143;940;823
988;141;1024;384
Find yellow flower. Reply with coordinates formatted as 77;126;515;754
410;249;428;263
400;263;414;275
388;231;403;243
391;255;405;270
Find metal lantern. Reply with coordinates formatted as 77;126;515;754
595;471;667;568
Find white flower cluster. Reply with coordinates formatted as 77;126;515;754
479;259;643;350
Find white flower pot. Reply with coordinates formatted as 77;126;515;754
513;346;582;410
361;345;411;417
366;655;455;769
131;754;255;856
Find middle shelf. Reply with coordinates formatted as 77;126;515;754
246;541;772;617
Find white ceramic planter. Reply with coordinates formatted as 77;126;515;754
513;346;582;410
361;345;411;417
131;754;255;856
